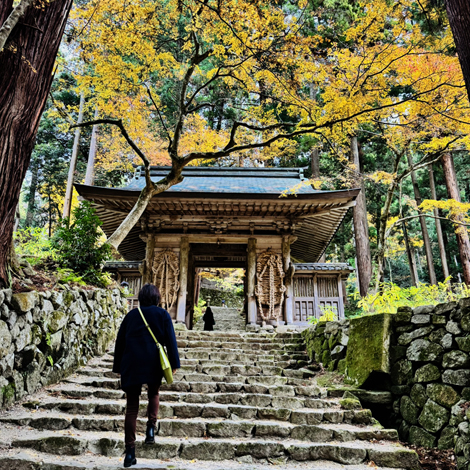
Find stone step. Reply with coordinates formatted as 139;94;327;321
66;372;316;389
77;364;313;379
20;398;374;425
51;381;325;401
176;331;303;340
1;413;397;442
9;432;419;468
177;342;305;352
0;448;409;470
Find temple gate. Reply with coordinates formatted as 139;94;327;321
77;166;358;329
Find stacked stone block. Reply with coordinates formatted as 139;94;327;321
0;287;126;408
390;300;470;469
302;319;350;372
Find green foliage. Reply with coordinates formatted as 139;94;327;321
52;202;111;286
308;305;339;324
56;268;86;286
14;227;56;265
358;279;470;314
193;298;206;326
47;355;54;366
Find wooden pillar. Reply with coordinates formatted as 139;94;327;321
282;235;295;325
247;238;257;324
337;274;345;319
143;234;156;284
176;237;189;323
313;273;320;318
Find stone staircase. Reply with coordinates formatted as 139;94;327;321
193;306;246;331
0;330;419;469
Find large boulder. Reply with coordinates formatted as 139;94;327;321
419;400;449;433
426;383;460;408
345;313;392;387
0;320;12;357
10;292;39;314
406;339;443;362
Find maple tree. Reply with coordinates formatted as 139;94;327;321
68;0;469;257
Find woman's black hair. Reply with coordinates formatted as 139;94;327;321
138;283;161;307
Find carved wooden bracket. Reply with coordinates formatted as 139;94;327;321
152;249;180;310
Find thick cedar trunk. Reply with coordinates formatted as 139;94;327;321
406;152;437;284
428;164;450;279
402;221;419;286
446;0;470;99
0;0;73;287
441;153;470;284
350;137;372;296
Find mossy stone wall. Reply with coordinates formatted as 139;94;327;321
0;287;127;408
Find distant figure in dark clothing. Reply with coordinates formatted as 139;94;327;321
203;306;215;331
113;284;180;468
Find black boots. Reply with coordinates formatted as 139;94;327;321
123;446;136;468
145;422;156;444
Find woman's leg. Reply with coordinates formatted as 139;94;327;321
147;383;160;426
124;385;142;448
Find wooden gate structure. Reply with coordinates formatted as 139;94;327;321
77;166;358;329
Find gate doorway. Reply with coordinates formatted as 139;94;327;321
187;243;247;330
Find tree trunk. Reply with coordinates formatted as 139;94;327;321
25;157;39;227
406;152;437;284
84;108;99;186
402;221;419;286
0;0;73;287
350;136;372;296
428;164;450;279
311;147;320;178
441;153;470;284
446;0;470;99
63;92;85;219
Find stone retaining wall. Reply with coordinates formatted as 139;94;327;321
389;301;470;470
302;319;350;373
0;287;127;408
302;299;470;469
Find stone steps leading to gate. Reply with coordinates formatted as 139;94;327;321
0;329;419;469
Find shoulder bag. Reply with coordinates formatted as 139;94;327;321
138;307;173;385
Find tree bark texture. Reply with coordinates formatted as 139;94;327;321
84;108;99;186
406;152;437;285
311;147;320;179
0;0;73;287
428;164;450;280
446;0;470;99
402;221;419;286
63;92;85;219
350;136;372;296
441;153;470;285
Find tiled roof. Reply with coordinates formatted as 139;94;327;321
124;166;320;195
294;263;354;272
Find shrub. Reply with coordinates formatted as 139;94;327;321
14;227;56;264
52;202;111;286
357;278;470;314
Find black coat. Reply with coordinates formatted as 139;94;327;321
203;307;215;331
113;305;180;390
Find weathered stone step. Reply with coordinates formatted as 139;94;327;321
1;413;396;442
51;381;325;401
10;433;419;468
180;350;308;362
66;372;316;389
0;448;408;470
20;398;373;425
176;331;304;340
77;363;313;379
178;344;306;354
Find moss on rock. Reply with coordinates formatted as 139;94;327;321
345;313;392;387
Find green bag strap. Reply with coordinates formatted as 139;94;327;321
138;307;160;347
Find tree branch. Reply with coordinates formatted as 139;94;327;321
70;118;152;186
0;0;34;51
